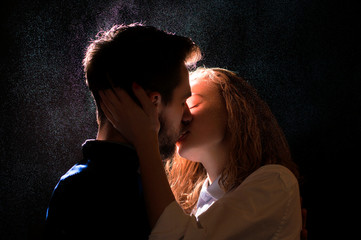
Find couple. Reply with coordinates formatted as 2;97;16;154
45;23;303;239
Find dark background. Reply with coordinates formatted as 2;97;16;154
1;0;360;239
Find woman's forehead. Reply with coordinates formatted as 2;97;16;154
190;76;218;95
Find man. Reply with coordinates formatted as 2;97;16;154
44;23;201;239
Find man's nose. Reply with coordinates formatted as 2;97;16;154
182;103;193;125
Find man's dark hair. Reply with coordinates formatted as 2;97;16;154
83;23;201;124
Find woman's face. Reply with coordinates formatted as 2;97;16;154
176;76;228;162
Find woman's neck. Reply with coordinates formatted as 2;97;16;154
199;144;229;185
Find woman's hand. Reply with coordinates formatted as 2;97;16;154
99;83;160;148
100;84;175;227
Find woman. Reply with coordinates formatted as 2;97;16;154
100;68;303;239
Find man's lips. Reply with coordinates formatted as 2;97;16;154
177;130;190;142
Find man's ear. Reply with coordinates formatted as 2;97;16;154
148;92;162;107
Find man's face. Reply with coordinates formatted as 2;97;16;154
158;63;192;159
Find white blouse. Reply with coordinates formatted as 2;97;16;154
150;164;302;240
193;175;224;220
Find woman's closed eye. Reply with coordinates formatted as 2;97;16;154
189;103;200;109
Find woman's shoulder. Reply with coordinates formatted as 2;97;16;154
199;164;301;239
226;164;299;199
254;164;297;182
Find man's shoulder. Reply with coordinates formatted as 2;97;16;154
52;162;93;198
60;162;89;182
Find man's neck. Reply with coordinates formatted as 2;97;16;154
96;120;132;146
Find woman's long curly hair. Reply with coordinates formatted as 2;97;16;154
165;68;299;214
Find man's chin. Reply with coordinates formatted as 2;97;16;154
159;143;176;160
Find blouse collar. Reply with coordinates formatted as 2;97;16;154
193;175;225;219
203;175;225;200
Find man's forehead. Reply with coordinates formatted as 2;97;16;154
180;68;191;94
171;63;191;99
184;76;192;97
176;78;191;99
183;87;192;99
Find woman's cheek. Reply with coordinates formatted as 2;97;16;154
192;107;220;145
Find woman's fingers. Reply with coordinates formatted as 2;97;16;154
132;83;160;132
99;85;160;135
113;87;139;110
100;84;154;115
132;83;157;116
99;90;118;126
100;101;115;124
